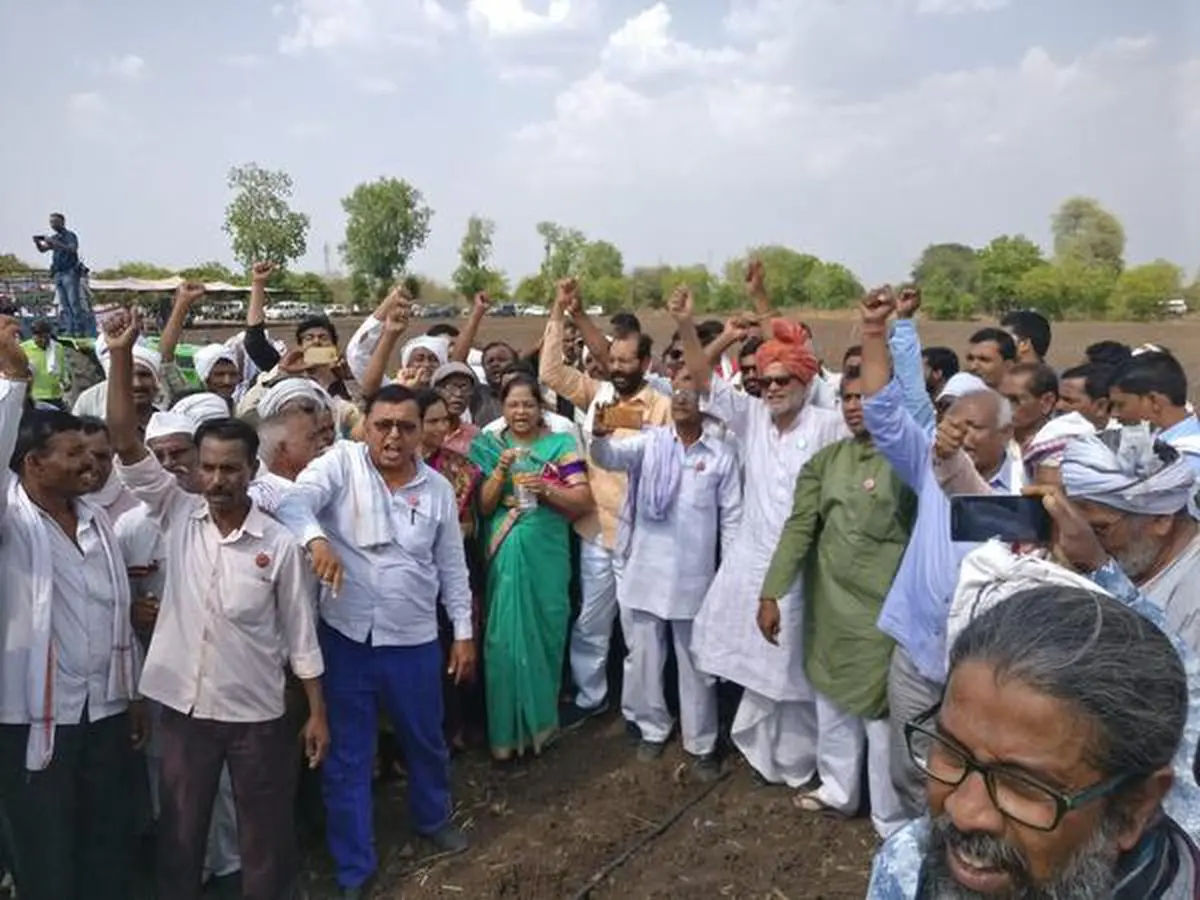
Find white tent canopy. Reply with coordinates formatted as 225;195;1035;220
88;276;261;293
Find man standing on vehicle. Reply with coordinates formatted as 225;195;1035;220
33;213;91;338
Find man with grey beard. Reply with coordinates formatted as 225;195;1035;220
867;585;1198;898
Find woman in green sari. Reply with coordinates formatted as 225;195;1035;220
468;373;593;760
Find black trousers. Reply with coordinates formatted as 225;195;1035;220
0;712;137;900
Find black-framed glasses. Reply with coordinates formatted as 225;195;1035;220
904;704;1131;832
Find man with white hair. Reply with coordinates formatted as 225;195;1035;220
1060;428;1200;650
859;289;1019;820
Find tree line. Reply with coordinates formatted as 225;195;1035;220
1;163;1196;321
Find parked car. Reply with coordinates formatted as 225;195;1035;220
520;304;548;316
492;304;518;317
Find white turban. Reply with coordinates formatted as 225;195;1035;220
937;372;989;402
257;378;333;420
95;332;162;383
400;336;449;368
171;392;230;425
194;343;240;383
145;411;197;442
1024;412;1095;470
1061;425;1197;517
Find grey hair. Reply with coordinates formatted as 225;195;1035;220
950;389;1012;429
257;405;314;465
949;585;1186;779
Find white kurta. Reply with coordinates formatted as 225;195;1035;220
692;378;848;700
691;377;848;785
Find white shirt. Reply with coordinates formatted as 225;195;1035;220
592;427;743;619
117;455;323;723
273;445;474;647
0;380;130;726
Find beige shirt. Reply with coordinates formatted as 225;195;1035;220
539;317;673;547
117;455;323;723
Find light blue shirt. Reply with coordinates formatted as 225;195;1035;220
866;559;1200;898
1160;416;1200;476
863;379;1013;684
888;319;936;436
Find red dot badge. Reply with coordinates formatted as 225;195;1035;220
255;552;271;569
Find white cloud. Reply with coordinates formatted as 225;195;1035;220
107;54;145;80
497;62;561;82
511;32;1192;279
279;0;456;54
601;4;742;79
224;53;264;69
66;92;145;151
357;75;400;94
916;0;1009;14
285;120;331;140
466;0;593;39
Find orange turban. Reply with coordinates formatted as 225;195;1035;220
755;318;820;385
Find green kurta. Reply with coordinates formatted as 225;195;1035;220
761;437;916;719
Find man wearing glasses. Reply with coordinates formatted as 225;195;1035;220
868;583;1199;899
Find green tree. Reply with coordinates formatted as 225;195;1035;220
1015;261;1116;320
92;261;175;280
0;253;34;275
922;271;977;320
1051;196;1125;273
628;266;672;309
580;275;629;313
724;246;820;307
277;270;333;305
177;261;244;284
451;215;496;299
977;235;1045;314
223;163;310;273
579;240;624;281
802;261;864;309
340;177;433;300
536;222;587;280
513;273;552;307
912;243;980;297
1110;260;1183;321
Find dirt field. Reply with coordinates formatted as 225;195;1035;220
147;310;1182;900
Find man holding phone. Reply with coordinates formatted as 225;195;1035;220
33;212;91;337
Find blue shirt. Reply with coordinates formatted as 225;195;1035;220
48;228;79;274
888;319;936;436
863;379;1013;683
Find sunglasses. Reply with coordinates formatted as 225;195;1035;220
759;374;797;389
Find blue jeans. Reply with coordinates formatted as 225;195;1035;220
318;622;451;890
54;269;93;336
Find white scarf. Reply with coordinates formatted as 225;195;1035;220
10;482;138;770
344;442;397;549
45;339;61;376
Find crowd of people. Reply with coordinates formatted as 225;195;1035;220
0;254;1197;900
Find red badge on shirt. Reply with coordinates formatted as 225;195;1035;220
695;460;706;473
406;494;420;508
255;552;271;569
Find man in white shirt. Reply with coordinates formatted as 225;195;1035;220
590;371;742;778
105;317;330;900
273;382;476;899
0;323;146;900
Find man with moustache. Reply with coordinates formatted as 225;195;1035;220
673;286;849;788
539;279;673;726
868;585;1198;899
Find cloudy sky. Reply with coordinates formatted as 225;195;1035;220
1;0;1196;286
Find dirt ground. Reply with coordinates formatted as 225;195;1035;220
122;310;1182;900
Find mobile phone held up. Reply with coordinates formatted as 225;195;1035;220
303;346;339;367
949;494;1053;544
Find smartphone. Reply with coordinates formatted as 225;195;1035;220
950;495;1052;544
303;346;339;367
600;405;644;431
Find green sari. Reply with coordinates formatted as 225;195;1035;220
468;429;584;759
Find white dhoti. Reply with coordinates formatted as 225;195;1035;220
571;537;624;711
801;694;907;838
